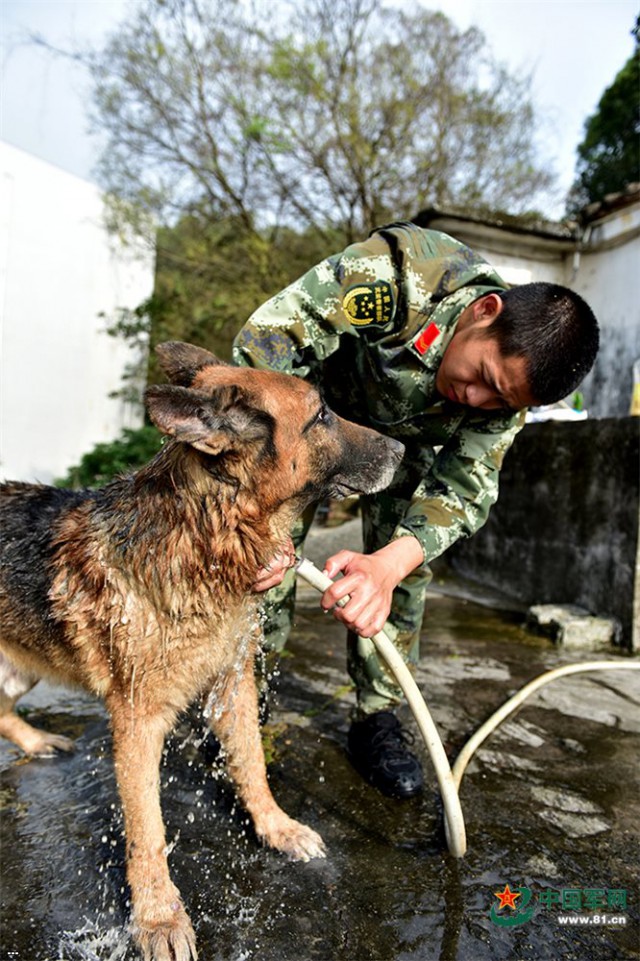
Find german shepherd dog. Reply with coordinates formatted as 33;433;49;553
0;342;404;960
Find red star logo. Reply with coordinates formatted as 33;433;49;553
494;884;521;910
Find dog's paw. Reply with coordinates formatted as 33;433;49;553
33;732;76;757
259;813;327;862
134;902;197;961
0;713;76;757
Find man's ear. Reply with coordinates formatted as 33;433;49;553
155;342;227;387
145;384;274;456
472;293;503;327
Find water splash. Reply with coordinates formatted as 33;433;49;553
58;920;130;961
203;607;265;722
163;829;181;857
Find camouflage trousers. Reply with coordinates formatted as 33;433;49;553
260;490;432;719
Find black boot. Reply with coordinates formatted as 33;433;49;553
347;711;423;799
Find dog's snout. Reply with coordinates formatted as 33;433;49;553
388;438;405;463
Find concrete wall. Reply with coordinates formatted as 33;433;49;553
0;142;154;484
448;418;640;650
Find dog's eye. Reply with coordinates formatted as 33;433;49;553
303;402;333;435
316;404;332;426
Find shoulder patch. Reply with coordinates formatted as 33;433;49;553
343;281;395;328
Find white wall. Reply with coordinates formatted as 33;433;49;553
459;237;566;287
569;204;640;418
0;143;155;483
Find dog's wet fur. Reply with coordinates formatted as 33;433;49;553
0;342;404;960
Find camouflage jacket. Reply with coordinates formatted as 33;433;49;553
233;222;526;566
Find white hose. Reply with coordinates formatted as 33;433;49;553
296;556;467;857
451;659;640;790
295;555;640;859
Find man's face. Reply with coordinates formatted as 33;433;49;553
435;308;536;412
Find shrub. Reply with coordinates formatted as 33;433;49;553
56;425;163;489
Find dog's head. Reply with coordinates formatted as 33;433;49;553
146;342;404;510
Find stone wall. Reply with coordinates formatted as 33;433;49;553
447;418;639;649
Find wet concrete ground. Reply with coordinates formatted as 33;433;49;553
1;519;639;961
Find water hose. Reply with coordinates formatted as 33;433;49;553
295;556;640;859
296;556;467;857
451;659;640;791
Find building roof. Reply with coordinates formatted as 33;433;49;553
413;183;640;246
580;182;640;224
414;204;577;242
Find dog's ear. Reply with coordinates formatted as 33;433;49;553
145;384;274;456
155;342;227;387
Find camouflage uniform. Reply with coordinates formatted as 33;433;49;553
233;222;525;716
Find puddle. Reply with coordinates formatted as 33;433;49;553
0;584;638;961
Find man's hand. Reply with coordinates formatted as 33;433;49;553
252;537;296;592
320;536;424;637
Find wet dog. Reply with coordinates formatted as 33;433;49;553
0;342;404;961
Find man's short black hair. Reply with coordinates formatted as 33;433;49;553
485;282;600;405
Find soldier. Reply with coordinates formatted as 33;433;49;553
232;221;599;799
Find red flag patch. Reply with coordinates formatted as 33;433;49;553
414;323;440;355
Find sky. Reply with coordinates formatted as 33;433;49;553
1;0;637;219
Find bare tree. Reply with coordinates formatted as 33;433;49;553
85;0;554;241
